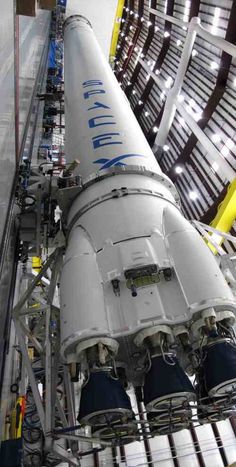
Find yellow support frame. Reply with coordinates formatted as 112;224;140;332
109;0;125;64
208;178;236;252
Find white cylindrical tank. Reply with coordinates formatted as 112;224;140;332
63;15;162;179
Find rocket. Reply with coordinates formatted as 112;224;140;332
60;15;236;442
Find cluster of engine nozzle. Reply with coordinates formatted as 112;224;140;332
74;318;236;445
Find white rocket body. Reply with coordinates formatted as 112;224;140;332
60;16;236;380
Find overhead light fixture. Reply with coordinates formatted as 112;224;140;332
212;162;219;172
177;94;184;102
146;74;150;81
129;41;133;46
121;32;125;37
138;100;143;105
211;133;221;143
211;7;221;35
192;49;198;57
176;39;182;47
130;25;134;30
225;138;234;149
175;166;183;174
147;21;152;27
165;76;173;89
147;60;151;66
153;126;158;133
179;117;185;127
221;146;229;157
127;81;132;85
117;45;121;49
123;73;127;78
160;91;166;100
121;19;125;23
135;13;139;19
145;111;150;117
155;26;159;32
130;10;134;15
189;191;198;200
211;61;219;70
183;0;190;22
134;46;138;52
132;89;136;95
194;112;203;122
164;31;170;38
163;145;169;151
141;17;144;22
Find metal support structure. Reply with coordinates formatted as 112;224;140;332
11;249;81;465
153;16;200;149
148;8;236;182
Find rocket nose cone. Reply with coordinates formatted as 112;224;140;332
163;206;194;236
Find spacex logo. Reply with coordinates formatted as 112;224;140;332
93;153;145;170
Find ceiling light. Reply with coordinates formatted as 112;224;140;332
153;126;158;133
123;73;127;78
211;7;221;35
211;61;219;70
117;45;121;49
225;138;234;149
177;94;184;102
189;191;198;200
163;145;169;151
132;89;136;95
127;81;132;85
134;46;138;52
221;145;229;157
155;26;159;32
175;166;183;174
194;112;202;122
125;7;129;12
141;17;144;22
211;133;221;143
212;162;219;172
145;111;150;117
121;19;125;23
165;76;173;88
121;32;124;37
176;39;182;47
130;10;134;15
164;31;170;38
138;100;143;105
147;60;151;66
192;49;198;57
146;74;150;81
135;13;139;18
147;21;152;27
155;69;160;75
160;91;166;100
141;53;145;58
130;25;134;30
129;41;133;46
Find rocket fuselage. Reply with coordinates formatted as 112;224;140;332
61;15;236;381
